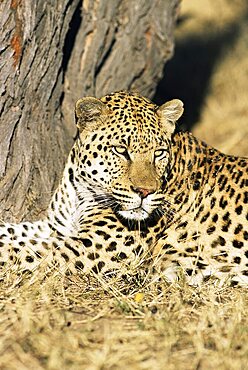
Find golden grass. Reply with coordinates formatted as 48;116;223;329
1;268;248;369
1;1;248;369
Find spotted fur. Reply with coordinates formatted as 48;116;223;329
0;91;247;286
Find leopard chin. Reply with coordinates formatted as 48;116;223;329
117;208;150;221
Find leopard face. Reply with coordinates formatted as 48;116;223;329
73;91;183;221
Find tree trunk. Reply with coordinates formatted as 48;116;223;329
0;0;179;222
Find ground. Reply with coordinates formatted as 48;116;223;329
0;1;248;369
0;271;247;369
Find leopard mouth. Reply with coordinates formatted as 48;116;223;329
113;196;163;221
91;189;161;221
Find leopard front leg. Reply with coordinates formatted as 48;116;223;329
151;238;215;286
0;230;145;277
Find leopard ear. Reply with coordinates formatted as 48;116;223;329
75;97;107;131
157;99;184;134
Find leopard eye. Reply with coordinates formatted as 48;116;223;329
154;149;168;160
112;146;130;160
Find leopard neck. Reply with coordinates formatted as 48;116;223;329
163;131;220;222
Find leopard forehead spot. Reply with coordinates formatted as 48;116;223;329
97;91;173;148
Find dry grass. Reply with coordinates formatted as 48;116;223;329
1;1;248;369
1;268;248;370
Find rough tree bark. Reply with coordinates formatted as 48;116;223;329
0;0;180;222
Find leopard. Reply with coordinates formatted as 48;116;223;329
0;91;247;286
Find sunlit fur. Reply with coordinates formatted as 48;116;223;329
0;91;247;288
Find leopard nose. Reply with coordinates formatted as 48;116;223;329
131;186;155;198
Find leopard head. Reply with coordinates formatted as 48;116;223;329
74;91;183;221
